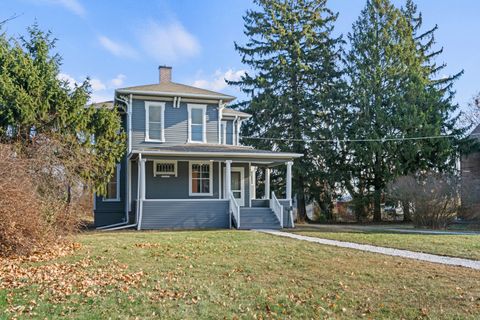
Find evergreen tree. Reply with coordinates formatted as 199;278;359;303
0;24;125;194
344;0;469;222
231;0;345;221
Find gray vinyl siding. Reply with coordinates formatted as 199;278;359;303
140;200;229;229
145;160;220;199
131;159;250;203
94;156;127;227
226;120;234;145
131;99;219;148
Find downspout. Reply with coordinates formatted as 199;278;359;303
97;154;138;230
97;94;136;231
137;153;145;230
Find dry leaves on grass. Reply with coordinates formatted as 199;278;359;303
0;243;145;317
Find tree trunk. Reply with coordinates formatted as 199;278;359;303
373;186;382;222
402;200;412;222
295;175;308;223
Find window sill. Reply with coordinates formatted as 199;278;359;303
103;198;120;202
145;138;165;143
189;193;214;197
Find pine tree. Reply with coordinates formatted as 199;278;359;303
344;0;470;222
0;24;125;194
230;0;345;221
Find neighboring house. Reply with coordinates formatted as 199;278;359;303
94;66;302;230
460;124;480;220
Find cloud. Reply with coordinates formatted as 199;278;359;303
57;72;121;103
138;20;200;62
98;36;137;58
32;0;86;17
192;69;246;91
90;78;106;91
110;74;126;87
57;72;78;89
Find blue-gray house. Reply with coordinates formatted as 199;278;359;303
94;66;302;230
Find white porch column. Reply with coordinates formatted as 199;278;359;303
265;167;271;199
250;166;256;200
225;160;232;198
286;161;293;200
137;157;146;230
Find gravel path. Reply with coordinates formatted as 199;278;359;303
258;229;480;270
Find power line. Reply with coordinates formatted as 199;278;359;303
155;128;474;143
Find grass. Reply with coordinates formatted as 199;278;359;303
292;226;480;260
1;230;480;319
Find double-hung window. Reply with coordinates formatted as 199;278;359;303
188;104;207;143
145;102;165;142
104;164;120;201
189;161;212;196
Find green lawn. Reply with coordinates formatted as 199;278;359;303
292;227;480;260
1;230;480;319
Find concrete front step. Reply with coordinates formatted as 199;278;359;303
238;207;281;229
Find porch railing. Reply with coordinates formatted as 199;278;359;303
229;191;241;229
270;192;283;228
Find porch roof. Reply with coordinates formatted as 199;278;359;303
132;144;302;162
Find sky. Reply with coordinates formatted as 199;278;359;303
1;0;479;110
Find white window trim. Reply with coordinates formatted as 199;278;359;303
220;121;227;145
145;101;165;143
188;161;213;196
187;104;207;143
103;164;121;202
153;160;178;177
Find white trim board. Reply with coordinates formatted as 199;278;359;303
132;149;303;159
103;163;121;202
223;166;245;207
145;101;165;143
188;160;214;196
187;104;207;143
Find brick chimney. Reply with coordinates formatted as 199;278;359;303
158;66;172;83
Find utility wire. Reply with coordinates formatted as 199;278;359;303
152;128;476;143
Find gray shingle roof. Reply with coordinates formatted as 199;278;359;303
117;81;236;102
136;144;302;158
222;108;251;118
88;101;114;109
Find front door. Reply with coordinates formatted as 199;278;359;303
224;167;245;206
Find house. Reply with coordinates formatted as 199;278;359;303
94;66;302;230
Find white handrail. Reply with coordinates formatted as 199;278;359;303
270;192;283;228
229;191;241;228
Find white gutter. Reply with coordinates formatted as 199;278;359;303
131;149;303;159
116;89;235;101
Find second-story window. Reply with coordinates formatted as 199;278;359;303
188;104;207;143
145;102;165;142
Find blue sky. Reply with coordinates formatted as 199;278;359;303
1;0;479;110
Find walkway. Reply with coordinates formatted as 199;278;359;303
295;223;480;235
258;229;480;270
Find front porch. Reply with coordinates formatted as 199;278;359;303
127;147;300;230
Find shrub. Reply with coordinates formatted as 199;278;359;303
388;173;460;229
0;143;83;257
